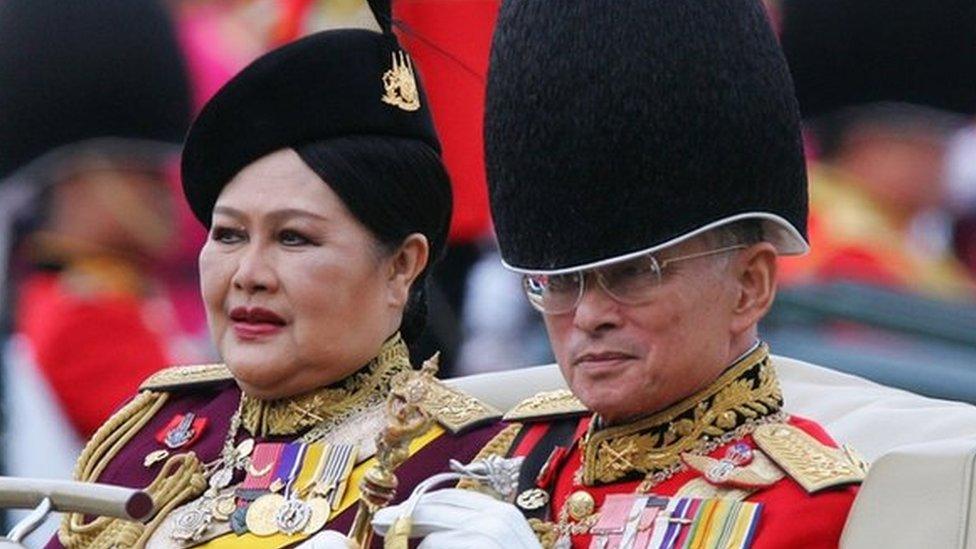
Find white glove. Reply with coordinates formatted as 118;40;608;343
372;488;541;549
295;529;357;549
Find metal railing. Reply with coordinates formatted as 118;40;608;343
763;283;976;404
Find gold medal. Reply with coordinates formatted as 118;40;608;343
565;491;595;521
302;497;332;535
143;449;170;468
246;493;285;536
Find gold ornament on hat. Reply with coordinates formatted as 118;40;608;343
381;50;421;112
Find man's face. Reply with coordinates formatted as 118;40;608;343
543;240;741;424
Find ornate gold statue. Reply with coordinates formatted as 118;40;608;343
348;356;439;548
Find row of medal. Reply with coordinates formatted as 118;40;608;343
169;440;359;542
581;493;762;549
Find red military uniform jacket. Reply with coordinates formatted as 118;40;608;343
475;344;864;548
49;334;504;548
17;263;169;439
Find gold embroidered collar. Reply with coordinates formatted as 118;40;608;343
580;343;782;486
240;333;411;437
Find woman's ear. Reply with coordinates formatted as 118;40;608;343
729;242;778;337
386;233;430;307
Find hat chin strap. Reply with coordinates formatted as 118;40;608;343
500;212;809;276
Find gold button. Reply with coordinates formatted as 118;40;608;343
565;490;595;521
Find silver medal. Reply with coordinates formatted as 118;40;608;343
274;498;312;535
209;466;233;490
171;502;213;541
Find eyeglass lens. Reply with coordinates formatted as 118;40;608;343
523;255;662;313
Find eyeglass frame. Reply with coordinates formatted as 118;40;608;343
521;244;748;314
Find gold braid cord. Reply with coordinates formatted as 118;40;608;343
456;423;523;492
62;454;207;548
471;423;523;462
79;391;169;482
527;518;559;549
58;391;209;548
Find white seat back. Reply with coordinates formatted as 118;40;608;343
840;437;976;548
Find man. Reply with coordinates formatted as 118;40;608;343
375;1;865;547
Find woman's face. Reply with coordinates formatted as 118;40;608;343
199;148;404;399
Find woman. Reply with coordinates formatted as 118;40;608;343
51;19;504;549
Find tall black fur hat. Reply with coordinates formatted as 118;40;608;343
0;0;191;181
485;0;808;273
181;26;440;226
780;0;976;119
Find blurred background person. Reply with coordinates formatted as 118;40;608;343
948;122;976;278
776;0;976;300
0;0;198;508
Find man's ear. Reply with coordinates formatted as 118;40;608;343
729;242;778;337
386;233;430;307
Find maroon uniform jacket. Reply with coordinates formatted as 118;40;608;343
49;335;504;548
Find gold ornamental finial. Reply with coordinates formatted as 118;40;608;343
381;50;421;112
348;354;439;547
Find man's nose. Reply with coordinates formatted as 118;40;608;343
572;273;623;333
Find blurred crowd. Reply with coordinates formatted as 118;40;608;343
0;0;973;497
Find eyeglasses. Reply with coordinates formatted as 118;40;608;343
521;244;747;314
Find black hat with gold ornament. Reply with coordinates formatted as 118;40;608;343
181;1;440;226
485;0;809;274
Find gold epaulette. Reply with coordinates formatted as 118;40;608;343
753;423;868;493
503;389;588;422
138;363;234;392
418;378;502;434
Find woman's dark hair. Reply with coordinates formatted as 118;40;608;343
296;135;452;347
